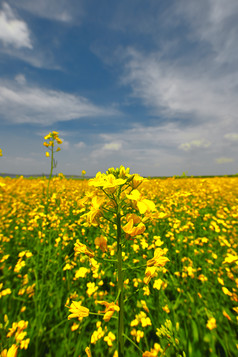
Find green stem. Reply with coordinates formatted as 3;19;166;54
123;333;143;353
117;211;124;356
46;144;54;200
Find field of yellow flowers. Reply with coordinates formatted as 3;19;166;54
0;171;238;357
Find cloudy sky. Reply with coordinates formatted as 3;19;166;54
0;0;238;176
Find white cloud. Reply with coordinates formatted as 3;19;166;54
75;141;86;149
10;0;85;23
15;74;26;85
0;3;32;49
175;0;238;65
61;140;69;150
122;48;238;125
179;140;211;151
102;142;122;151
224;133;238;141
0;79;119;125
216;157;234;164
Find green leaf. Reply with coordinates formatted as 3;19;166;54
191;319;199;343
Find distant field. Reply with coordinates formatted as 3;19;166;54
0;175;237;356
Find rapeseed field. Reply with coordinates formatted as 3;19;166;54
0;165;237;356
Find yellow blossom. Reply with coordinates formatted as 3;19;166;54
94;235;107;252
126;189;156;214
85;346;92;357
147;248;169;267
20;338;30;350
88;172;126;191
67;301;89;320
206;317;217;330
223;310;231;321
153;279;163;290
162;305;170;314
95;300;120;321
104;331;116;347
74;240;94;258
5;344;18;357
74;267;89;279
144;266;158;284
122;218;146;237
223;254;238;264
86;282;98;297
222;286;233;296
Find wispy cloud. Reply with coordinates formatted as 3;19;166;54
179;140;211;151
74;142;86;149
9;0;85;23
216;157;234;164
122;48;238;126
224;133;238;142
102;142;122;151
0;2;32;49
175;0;238;65
0;77;119;125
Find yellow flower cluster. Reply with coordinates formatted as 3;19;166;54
84;166;156;238
1;320;30;355
43;131;62;157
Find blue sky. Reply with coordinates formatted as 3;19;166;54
0;0;238;176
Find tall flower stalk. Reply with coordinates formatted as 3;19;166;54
43;131;62;199
65;166;170;356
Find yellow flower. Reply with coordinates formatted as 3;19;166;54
67;301;89;320
104;331;116;347
84;196;105;226
89;172;126;191
74;267;89;279
222;287;233;296
126;189;156;214
74;239;94;258
162;305;170;314
22;335;31;349
144;266;158;285
95;300;120;321
153;279;163;290
94;235;107;252
223;310;231;321
130;174;144;189
86;282;98;297
143;351;158;357
147;248;169;267
82;170;86;175
45;152;50;157
206;317;217;330
74;240;94;258
0;148;3;156
223;254;238;264
85;346;92;357
5;344;18;357
143;343;161;357
122;217;146;237
131;328;144;343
